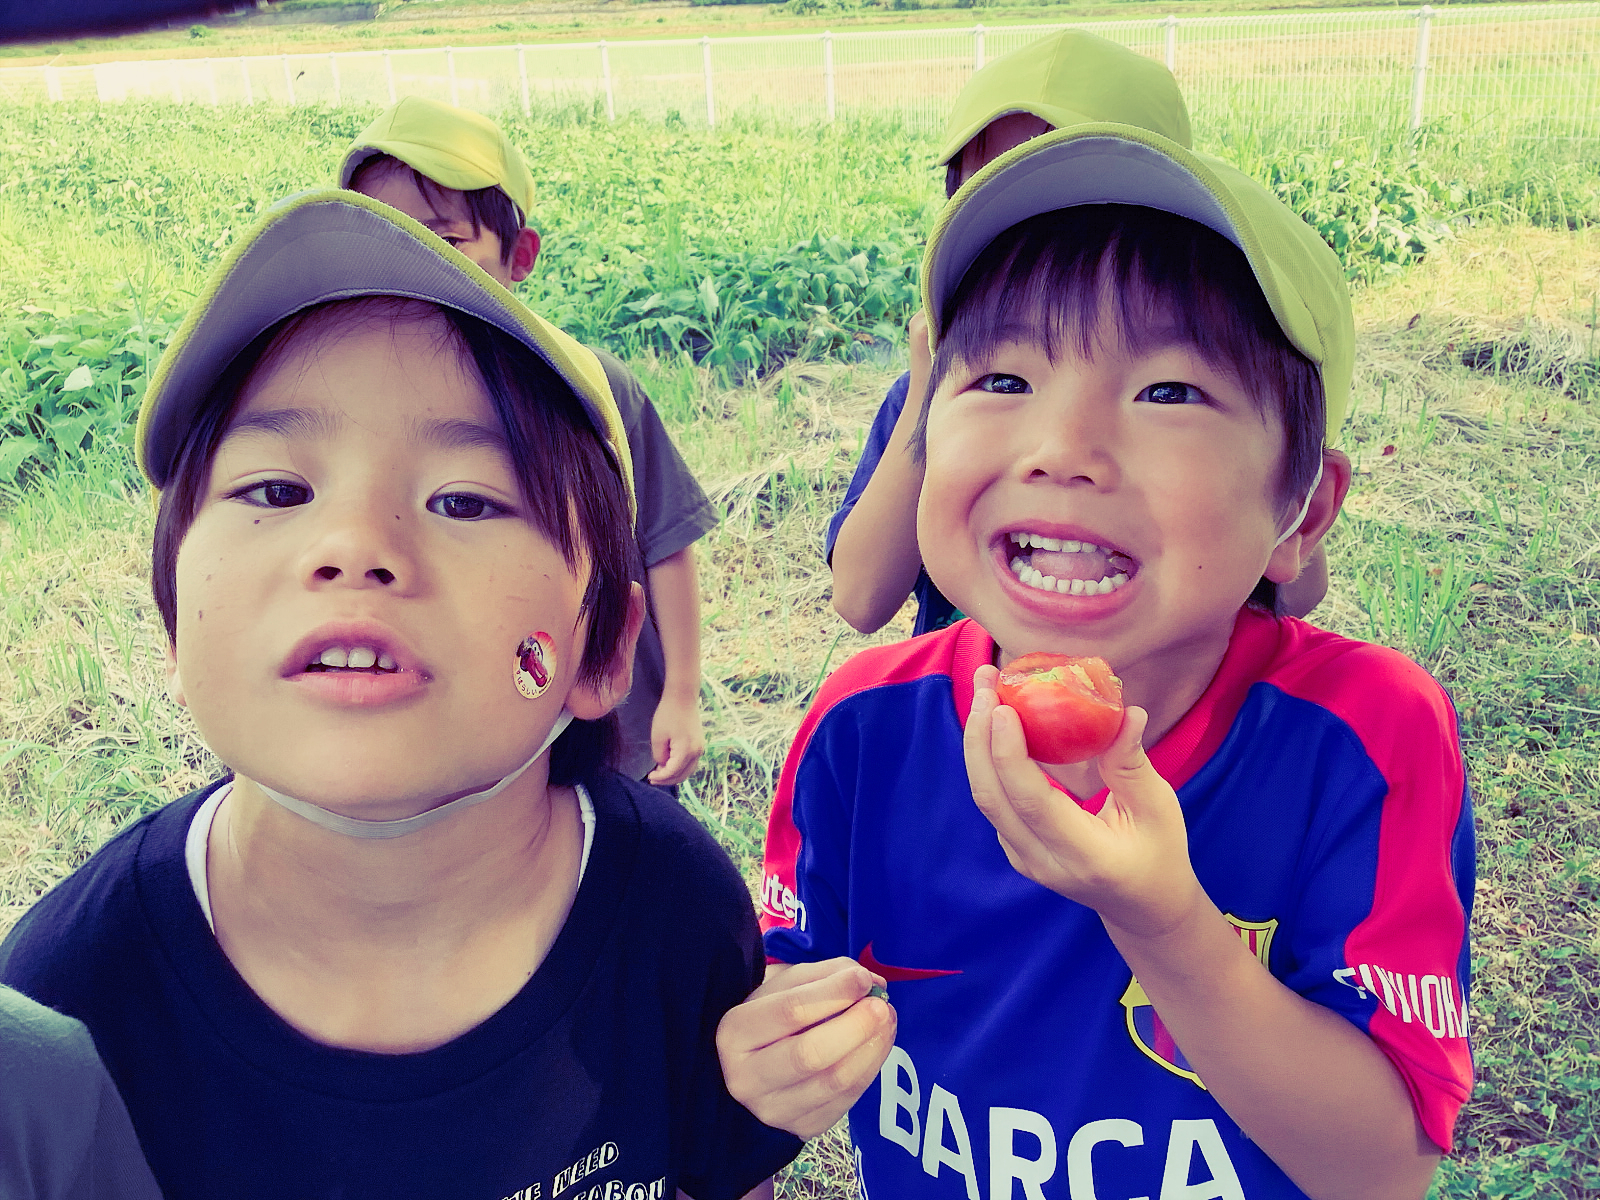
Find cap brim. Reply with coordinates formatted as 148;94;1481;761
137;189;632;514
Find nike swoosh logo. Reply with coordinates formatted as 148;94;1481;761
858;941;962;981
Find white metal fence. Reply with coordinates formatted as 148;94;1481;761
2;3;1597;146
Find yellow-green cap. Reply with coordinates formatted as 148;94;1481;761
923;126;1354;442
936;30;1191;166
338;96;537;223
136;188;633;518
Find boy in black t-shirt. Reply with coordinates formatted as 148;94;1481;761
0;191;798;1200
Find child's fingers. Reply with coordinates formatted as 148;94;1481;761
748;1003;898;1138
717;960;895;1137
726;959;883;1051
1096;706;1174;822
988;701;1101;845
647;738;693;785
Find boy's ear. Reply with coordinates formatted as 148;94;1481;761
564;582;647;721
505;227;541;284
164;642;188;708
1265;448;1352;585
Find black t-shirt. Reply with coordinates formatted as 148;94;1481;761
0;772;799;1200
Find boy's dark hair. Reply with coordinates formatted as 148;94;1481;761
347;155;524;268
150;298;640;782
918;204;1325;612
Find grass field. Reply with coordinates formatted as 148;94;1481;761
1;99;1598;1197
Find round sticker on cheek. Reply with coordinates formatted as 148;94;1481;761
514;633;556;700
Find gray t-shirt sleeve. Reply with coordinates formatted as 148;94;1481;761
593;348;718;567
0;985;164;1200
590;349;718;779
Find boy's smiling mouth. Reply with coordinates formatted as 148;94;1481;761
280;623;432;708
1005;530;1138;597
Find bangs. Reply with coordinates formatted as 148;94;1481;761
925;204;1323;504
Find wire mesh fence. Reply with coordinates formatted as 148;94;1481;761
1;3;1596;149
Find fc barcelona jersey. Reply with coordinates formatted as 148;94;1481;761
761;610;1474;1200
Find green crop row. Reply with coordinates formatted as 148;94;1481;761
2;100;1595;489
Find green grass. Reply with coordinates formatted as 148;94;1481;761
0;102;1598;1196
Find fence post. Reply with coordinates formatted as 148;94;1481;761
973;24;985;71
205;58;218;105
599;41;615;121
1410;5;1433;133
282;54;295;105
384;50;395;104
241;57;253;105
447;47;459;107
822;31;834;122
169;60;182;104
44;65;62;101
517;44;531;117
702;36;715;128
329;52;341;105
1163;15;1178;72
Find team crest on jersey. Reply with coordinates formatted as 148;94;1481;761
1120;913;1279;1089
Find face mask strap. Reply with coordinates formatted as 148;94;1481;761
1272;459;1325;550
255;710;574;840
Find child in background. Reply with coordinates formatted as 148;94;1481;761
1;190;797;1200
0;984;162;1200
722;126;1472;1198
828;30;1333;636
342;97;715;790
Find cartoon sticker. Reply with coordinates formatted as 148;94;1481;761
514;632;556;699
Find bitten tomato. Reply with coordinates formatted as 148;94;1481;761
994;653;1124;764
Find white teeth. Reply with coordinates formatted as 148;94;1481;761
378;652;396;671
347;647;377;669
318;647;349;668
1010;559;1132;596
1013;533;1103;555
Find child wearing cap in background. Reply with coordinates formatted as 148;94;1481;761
0;984;163;1200
720;123;1473;1198
340;96;716;792
828;30;1334;637
0;190;798;1200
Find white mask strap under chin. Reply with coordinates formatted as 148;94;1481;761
255;710;574;840
1272;460;1325;549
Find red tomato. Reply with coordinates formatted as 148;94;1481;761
994;653;1124;764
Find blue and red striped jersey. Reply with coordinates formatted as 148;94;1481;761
761;609;1474;1200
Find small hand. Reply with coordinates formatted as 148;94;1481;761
964;664;1203;938
647;691;706;786
716;959;896;1139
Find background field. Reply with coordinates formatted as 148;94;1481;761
0;91;1598;1199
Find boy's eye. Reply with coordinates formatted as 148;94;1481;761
975;373;1031;395
1139;382;1204;405
234;480;310;508
429;492;503;521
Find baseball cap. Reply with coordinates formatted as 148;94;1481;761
338;96;537;223
922;126;1354;441
135;188;634;515
936;30;1191;166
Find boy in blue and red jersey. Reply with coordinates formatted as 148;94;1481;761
717;126;1475;1198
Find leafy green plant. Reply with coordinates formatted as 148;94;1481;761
0;301;176;487
1264;153;1459;283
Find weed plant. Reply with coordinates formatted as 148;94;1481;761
0;101;1597;1195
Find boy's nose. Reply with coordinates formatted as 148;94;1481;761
1021;409;1122;489
298;504;416;591
315;565;396;586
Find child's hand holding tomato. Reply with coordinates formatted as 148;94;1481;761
964;663;1205;940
